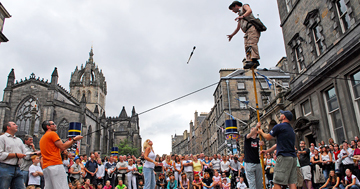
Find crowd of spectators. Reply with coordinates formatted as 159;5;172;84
294;137;360;189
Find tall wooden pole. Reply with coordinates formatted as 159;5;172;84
251;67;266;189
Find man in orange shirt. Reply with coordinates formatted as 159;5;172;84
40;120;83;189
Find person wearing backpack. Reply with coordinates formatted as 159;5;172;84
227;1;265;70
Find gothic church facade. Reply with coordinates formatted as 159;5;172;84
0;48;142;155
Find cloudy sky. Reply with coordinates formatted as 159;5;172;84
0;0;286;155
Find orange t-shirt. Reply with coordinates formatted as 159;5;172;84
40;131;63;169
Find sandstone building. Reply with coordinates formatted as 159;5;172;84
172;64;290;155
275;0;360;145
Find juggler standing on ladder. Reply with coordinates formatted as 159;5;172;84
227;1;266;69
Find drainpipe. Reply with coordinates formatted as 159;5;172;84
226;80;231;116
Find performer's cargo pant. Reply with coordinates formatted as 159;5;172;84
244;26;260;61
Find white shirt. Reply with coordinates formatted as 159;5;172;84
182;160;193;173
237;182;247;189
339;148;354;165
63;159;70;173
28;164;43;185
127;164;137;176
116;161;128;174
96;164;105;178
220;161;230;172
0;133;28;165
345;174;360;185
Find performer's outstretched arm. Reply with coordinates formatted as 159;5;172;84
227;21;241;41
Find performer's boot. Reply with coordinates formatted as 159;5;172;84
243;59;260;69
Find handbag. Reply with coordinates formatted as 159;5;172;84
269;167;274;174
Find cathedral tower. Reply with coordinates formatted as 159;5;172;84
70;47;107;115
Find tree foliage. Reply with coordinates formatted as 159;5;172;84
115;139;140;157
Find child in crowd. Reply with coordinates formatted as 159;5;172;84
167;174;178;189
201;172;213;189
222;178;230;189
96;183;103;189
74;180;82;189
236;177;247;189
28;155;43;188
138;180;144;189
179;173;189;189
192;174;202;189
157;173;168;189
212;171;221;189
82;178;93;189
104;180;113;189
116;180;127;189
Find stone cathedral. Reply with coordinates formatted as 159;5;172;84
0;48;142;155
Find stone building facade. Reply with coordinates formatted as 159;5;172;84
0;2;11;43
0;48;141;155
276;0;360;145
172;65;290;155
171;130;190;155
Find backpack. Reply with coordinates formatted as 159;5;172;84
244;17;267;32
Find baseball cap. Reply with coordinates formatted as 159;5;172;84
74;156;80;161
280;110;293;121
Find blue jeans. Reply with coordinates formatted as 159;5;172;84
144;167;156;189
323;169;329;181
22;170;29;186
203;186;213;189
0;163;26;189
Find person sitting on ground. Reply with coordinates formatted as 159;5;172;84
116;179;127;189
319;170;343;189
221;178;230;189
343;169;360;189
201;172;213;189
212;171;221;189
96;182;103;189
74;180;83;189
157;173;168;189
192;174;202;189
82;178;93;189
104;180;113;189
138;180;144;189
167;174;178;189
220;172;230;184
180;173;189;189
236;177;247;189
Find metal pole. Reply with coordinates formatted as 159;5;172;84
251;67;266;189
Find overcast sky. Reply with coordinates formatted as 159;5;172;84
0;0;286;155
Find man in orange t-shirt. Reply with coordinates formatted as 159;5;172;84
40;120;83;189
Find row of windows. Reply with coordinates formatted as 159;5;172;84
237;81;289;90
300;70;360;143
290;0;352;73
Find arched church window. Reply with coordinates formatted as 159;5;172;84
76;90;81;100
91;70;95;82
57;119;69;139
15;97;41;135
